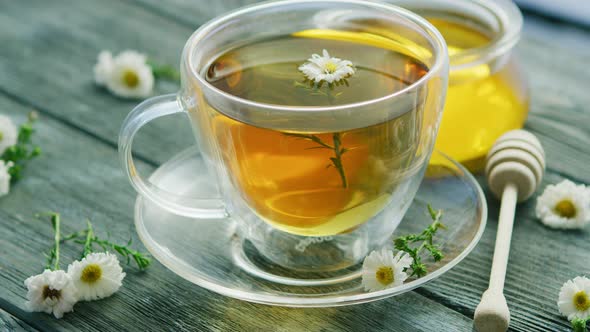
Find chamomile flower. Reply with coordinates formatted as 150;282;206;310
0;115;18;154
298;49;355;84
24;269;77;319
94;50;154;99
536;180;590;229
361;248;412;292
558;276;590;321
0;160;13;196
67;252;126;301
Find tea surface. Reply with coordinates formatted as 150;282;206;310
203;33;428;236
206;35;423;106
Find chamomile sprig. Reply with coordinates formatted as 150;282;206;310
2;112;41;182
393;204;446;278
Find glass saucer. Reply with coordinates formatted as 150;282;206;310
134;148;487;307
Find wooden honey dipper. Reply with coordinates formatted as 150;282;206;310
474;130;546;332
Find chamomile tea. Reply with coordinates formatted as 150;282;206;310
198;33;431;236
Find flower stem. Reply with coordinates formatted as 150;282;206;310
60;230;86;243
332;133;348;188
82;220;94;258
326;84;336;104
90;237;151;270
48;213;61;271
283;133;349;188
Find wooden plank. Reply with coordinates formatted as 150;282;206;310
414;16;590;330
132;0;260;28
414;21;590;328
123;3;590;330
0;308;36;332
0;0;588;330
0;95;474;331
95;2;590;330
0;0;196;166
417;175;586;331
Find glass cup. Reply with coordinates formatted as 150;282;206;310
119;0;449;273
381;0;529;171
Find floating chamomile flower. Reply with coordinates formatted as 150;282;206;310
298;49;355;85
0;115;18;154
24;269;78;319
67;252;126;301
94;50;154;99
361;248;412;292
558;276;590;321
0;160;13;196
536;180;590;229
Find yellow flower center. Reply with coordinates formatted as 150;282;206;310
554;199;577;218
42;285;61;300
122;70;140;88
375;266;394;286
80;264;102;284
325;62;338;74
574;291;590;311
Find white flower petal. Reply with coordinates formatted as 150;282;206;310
298;49;355;85
558;276;590;321
361;248;411;292
24;269;77;319
67;252;126;301
94;51;113;85
573;276;590;290
0;160;12;197
0;115;18;155
96;50;154;99
536;180;590;229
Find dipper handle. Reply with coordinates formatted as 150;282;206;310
474;130;546;332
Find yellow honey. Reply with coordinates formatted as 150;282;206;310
429;18;529;171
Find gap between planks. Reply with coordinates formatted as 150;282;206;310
0;86;160;168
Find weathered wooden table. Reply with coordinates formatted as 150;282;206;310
0;1;589;331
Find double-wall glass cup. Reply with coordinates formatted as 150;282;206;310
119;0;449;273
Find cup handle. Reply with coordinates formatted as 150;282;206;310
118;93;228;219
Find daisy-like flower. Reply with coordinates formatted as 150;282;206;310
0;115;18;154
67;252;125;301
24;269;77;319
93;50;154;99
536;180;590;229
361;248;412;292
558;276;590;321
298;49;355;84
0;160;13;196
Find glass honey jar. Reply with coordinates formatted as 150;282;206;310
385;0;529;171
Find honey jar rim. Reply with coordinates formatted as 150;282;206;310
387;0;523;71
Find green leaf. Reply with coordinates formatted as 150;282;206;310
2;115;41;182
572;318;587;332
394;237;408;250
147;59;180;82
392;205;445;278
